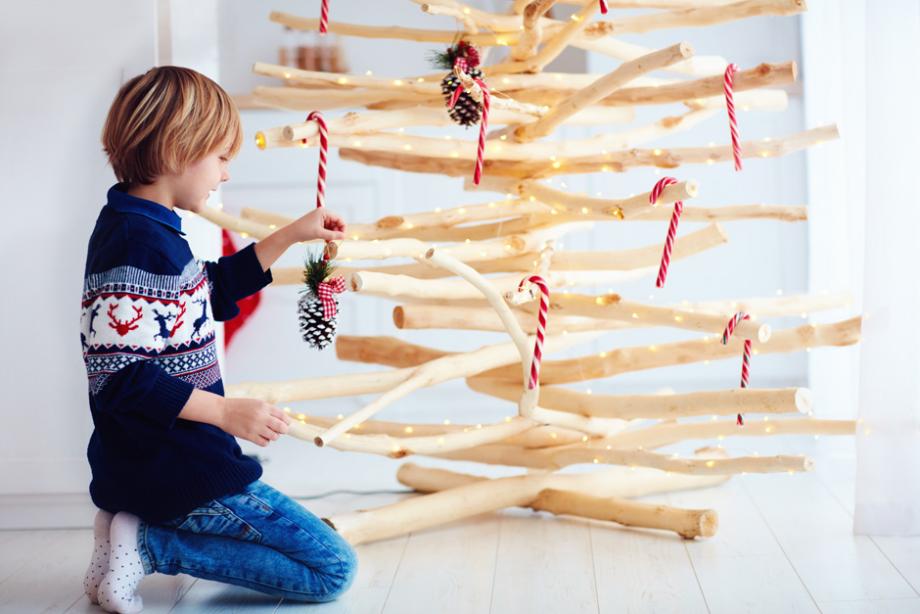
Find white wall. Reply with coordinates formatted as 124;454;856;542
0;1;159;495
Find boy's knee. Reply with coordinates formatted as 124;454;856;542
300;547;358;602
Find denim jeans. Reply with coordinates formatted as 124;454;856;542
136;480;358;602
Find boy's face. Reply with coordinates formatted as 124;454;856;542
171;145;231;213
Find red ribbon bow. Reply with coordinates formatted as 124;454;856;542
317;276;346;320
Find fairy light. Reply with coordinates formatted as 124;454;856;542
365;70;373;76
443;419;451;425
404;426;414;434
336;414;344;420
337;77;348;85
254;132;266;150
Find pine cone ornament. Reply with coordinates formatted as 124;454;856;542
432;41;484;127
441;66;484;127
297;250;344;350
297;291;338;350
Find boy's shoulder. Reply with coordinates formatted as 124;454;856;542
87;207;193;278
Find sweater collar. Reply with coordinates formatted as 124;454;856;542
106;183;186;236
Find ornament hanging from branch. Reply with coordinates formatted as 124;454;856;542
298;250;345;350
432;40;491;185
297;110;345;349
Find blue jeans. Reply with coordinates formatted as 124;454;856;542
137;480;358;602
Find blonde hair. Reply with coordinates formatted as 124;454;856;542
101;66;243;185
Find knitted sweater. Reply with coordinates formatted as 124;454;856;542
81;184;272;523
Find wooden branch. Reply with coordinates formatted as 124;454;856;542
288;414;539;457
398;451;731;501
606;0;806;34
398;464;718;539
467;379;812;420
503;61;797;107
478;317;861;384
394;304;628;333
292;413;588;448
339;125;838;178
349;267;668;301
264;105;631;147
226;368;413;403
431;441;812;474
601;418;857;450
508;292;772;340
515;42;693;141
313;331;600;447
516;177;698;220
688;292;852;317
510;0;557;61
330;453;729;545
490;0;599;74
328;224;576;263
334;318;861;384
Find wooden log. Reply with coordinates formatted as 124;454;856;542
226;368;413;403
532;489;717;539
292;413;588;448
507;292;771;340
399;464;718;538
399;451;732;500
348;267;670;301
394;304;628;333
288;414;540;457
339;125;838;179
467;378;812;420
333;318;861;384
515;42;694;141
478;317;861;384
601;418;857;450
447;0;802;37
430;442;812;474
329;454;728;545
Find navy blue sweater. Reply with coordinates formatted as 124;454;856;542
81;184;272;523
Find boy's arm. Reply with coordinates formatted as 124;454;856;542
208;207;345;321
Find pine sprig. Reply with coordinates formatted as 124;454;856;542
429;40;481;70
301;250;335;296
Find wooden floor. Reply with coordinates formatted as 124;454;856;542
2;438;920;614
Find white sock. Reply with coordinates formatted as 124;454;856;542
98;511;146;614
83;509;113;604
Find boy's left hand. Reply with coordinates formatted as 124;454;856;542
288;208;347;243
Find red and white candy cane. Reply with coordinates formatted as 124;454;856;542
449;59;490;185
599;0;609;13
302;111;328;210
723;63;743;171
519;275;550;390
318;0;330;34
649;176;683;288
722;312;752;425
302;111;337;265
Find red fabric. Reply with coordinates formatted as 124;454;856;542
222;229;262;349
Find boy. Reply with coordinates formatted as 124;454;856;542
81;66;356;613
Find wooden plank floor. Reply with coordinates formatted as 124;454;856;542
2;439;919;614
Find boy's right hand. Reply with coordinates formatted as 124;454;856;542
220;398;291;447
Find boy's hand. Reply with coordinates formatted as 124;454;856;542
288;208;347;243
219;398;291;447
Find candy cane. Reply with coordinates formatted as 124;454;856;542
722;312;752;425
318;0;330;34
649;176;683;288
519;275;550;390
449;59;490;185
724;63;743;171
302;111;336;263
599;0;609;13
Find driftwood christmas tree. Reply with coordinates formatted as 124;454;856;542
198;0;860;544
